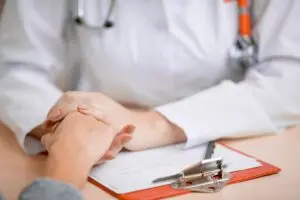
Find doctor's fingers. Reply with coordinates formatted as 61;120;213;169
105;125;135;156
105;132;133;158
47;93;93;123
96;133;132;164
96;126;135;164
77;104;114;127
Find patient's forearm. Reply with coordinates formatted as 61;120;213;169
43;112;105;189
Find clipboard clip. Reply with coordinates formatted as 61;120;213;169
153;157;231;193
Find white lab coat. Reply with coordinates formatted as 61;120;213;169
0;0;300;153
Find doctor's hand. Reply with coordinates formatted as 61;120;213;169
45;92;131;131
45;91;186;151
41;112;134;189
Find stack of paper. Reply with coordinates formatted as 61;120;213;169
90;143;260;194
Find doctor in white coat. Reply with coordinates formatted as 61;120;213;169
0;0;300;154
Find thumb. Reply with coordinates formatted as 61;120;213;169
96;133;132;164
106;125;135;154
47;108;63;122
97;125;135;163
119;124;136;135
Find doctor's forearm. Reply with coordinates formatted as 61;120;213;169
124;111;186;151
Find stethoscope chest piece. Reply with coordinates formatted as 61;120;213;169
229;36;257;69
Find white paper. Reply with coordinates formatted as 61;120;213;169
89;143;261;194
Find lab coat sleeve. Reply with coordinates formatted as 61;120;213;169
156;1;300;148
0;1;67;153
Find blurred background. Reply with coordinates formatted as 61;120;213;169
0;0;4;17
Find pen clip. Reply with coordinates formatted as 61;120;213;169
171;157;231;193
153;157;231;193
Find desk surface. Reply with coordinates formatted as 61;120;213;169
0;122;299;200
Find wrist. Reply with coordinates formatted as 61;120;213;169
151;111;185;139
146;111;172;134
130;110;169;136
44;154;92;189
124;110;186;151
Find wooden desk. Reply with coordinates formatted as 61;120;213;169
0;121;299;200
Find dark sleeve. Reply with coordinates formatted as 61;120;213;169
0;194;6;200
19;178;83;200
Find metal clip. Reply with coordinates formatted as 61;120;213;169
170;157;231;193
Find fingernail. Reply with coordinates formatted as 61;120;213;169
105;152;116;160
123;125;136;134
48;110;61;120
95;160;105;165
106;154;116;160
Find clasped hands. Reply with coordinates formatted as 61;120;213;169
40;92;186;168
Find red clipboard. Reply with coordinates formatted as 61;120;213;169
88;144;281;200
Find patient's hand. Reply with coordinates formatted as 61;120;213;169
42;111;134;165
42;106;135;163
41;112;134;188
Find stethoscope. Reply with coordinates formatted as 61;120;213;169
73;0;116;29
72;0;257;69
